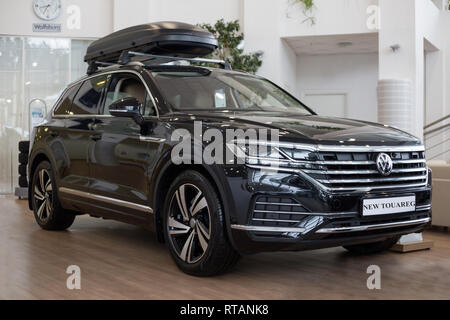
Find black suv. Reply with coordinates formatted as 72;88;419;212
27;23;431;276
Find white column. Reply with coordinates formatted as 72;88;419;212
378;0;422;137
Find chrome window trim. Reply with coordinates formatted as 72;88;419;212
315;217;430;234
59;187;153;213
51;69;160;119
139;136;166;142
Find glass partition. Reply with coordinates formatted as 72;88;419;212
0;37;92;193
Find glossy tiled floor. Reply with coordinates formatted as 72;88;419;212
1;195;449;299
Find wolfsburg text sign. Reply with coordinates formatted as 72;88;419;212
32;23;62;33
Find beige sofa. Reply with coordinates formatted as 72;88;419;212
428;161;450;227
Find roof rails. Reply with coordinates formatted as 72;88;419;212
121;51;232;70
87;50;231;75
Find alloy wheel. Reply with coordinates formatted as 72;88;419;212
167;183;211;264
33;169;53;222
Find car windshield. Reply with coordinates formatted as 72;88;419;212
150;68;313;114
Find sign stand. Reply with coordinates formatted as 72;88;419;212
14;99;47;200
391;233;434;253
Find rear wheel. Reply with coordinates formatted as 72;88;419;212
163;170;240;276
31;161;75;230
343;236;400;254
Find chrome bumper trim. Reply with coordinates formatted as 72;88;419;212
231;225;306;233
59;187;153;213
316;217;430;234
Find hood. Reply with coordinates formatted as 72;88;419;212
168;111;421;146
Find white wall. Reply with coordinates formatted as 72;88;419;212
244;0;298;94
297;53;379;122
0;0;113;38
113;0;243;31
281;0;379;37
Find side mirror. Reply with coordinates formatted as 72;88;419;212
109;97;144;125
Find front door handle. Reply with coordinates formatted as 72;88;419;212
90;134;102;141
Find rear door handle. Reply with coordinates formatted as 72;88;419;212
90;134;102;141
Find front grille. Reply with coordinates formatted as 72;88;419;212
277;147;427;192
250;196;308;227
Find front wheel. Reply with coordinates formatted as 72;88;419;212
343;236;400;254
163;170;240;276
31;161;75;230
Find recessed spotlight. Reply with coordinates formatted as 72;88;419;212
337;41;353;48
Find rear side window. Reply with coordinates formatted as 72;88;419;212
53;84;80;115
71;75;108;115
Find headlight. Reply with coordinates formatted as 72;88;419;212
226;140;320;170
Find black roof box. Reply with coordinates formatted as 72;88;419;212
84;21;218;64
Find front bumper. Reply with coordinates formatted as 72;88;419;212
223;165;432;254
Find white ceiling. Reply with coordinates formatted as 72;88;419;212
284;32;379;55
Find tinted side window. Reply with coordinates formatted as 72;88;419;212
71;75;108;115
53;84;80;115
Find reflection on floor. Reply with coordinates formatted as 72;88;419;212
1;195;449;299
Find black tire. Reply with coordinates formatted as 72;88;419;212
18;164;27;176
163;170;240;276
18;176;28;187
343;236;400;255
31;161;75;230
18;152;28;164
19;141;30;153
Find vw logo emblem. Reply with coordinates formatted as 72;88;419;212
376;153;393;176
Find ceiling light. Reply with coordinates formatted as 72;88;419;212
337;41;353;48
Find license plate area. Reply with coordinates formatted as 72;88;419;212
362;195;416;216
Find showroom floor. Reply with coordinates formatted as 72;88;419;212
1;195;449;300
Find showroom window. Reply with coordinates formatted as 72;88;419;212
0;37;93;193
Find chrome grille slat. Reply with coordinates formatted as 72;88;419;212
329;182;427;192
393;159;426;164
319;175;427;184
255;202;303;207
254;209;308;216
303;168;427;175
251;197;308;227
252;218;302;223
